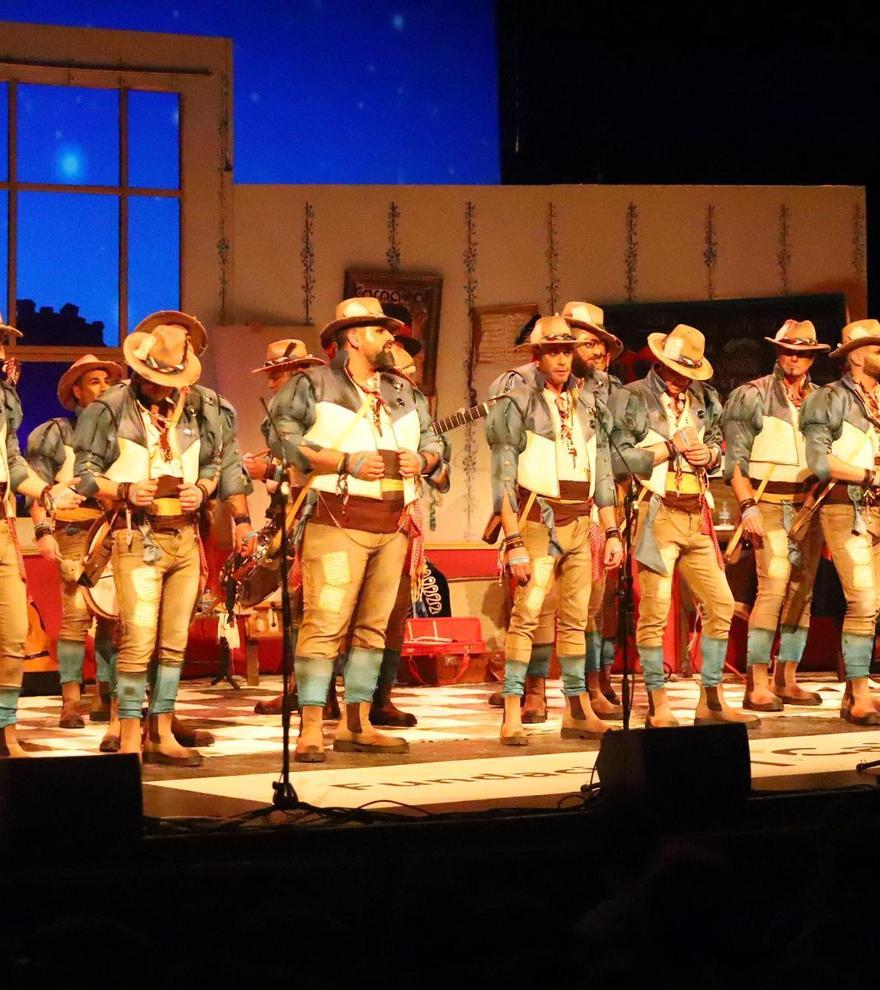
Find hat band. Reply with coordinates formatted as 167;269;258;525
778;337;818;346
667;352;702;369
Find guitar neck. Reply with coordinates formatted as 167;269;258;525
433;397;499;434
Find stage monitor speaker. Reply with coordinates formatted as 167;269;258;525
0;753;142;856
594;723;751;813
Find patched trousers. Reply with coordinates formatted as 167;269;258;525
0;518;28;726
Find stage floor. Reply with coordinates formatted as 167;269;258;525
16;674;880;820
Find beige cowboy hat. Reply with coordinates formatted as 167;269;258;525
123;322;201;388
829;319;880;359
0;311;22;343
319;296;404;349
561;300;624;361
251;338;324;374
516;314;578;351
763;319;830;353
131;309;208;357
57;354;124;411
647;324;713;381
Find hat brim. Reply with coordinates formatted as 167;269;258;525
319;314;405;349
763;336;830;353
647;332;713;381
0;324;23;340
57;360;124;411
123;331;201;388
570;321;625;361
131;310;208;357
828;336;880;360
250;355;324;374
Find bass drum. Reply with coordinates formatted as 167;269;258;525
80;518;119;621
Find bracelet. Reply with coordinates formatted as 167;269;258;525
117;481;132;505
418;452;429;474
34;523;53;540
738;498;757;512
508;554;529;567
336;453;348;475
196;481;211;504
665;439;677;461
38;485;55;515
864;468;874;487
232;513;251;526
604;527;622;540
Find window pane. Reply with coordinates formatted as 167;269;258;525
16;360;71;455
17;191;118;346
128;196;180;327
0;83;7;182
129;91;180;189
0;193;7;322
18;84;119;187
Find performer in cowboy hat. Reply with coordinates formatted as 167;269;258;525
485;315;624;745
27;354;123;730
265;296;445;761
611;324;757;728
0;315;86;757
74;320;220;764
722;319;830;710
801;319;880;724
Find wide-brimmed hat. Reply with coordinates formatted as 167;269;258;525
131;310;208;357
251;338;324;374
516;315;578;351
0;312;22;343
561;300;624;361
123;323;201;388
57;354;124;411
647;324;713;381
829;319;880;359
319;297;404;349
764;319;830;353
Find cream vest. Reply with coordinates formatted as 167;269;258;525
517;389;597;500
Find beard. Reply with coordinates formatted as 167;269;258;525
572;354;593;378
371;346;395;371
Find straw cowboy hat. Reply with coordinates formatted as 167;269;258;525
123;322;201;388
131;310;208;357
0;311;22;343
320;297;404;349
251;338;324;374
560;300;624;361
829;319;880;359
57;354;124;411
647;324;713;381
516;315;578;350
764;319;830;353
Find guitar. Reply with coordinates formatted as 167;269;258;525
432;396;501;434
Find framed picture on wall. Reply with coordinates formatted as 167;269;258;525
343;268;442;394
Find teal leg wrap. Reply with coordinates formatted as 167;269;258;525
640;645;665;692
526;643;552;679
701;636;728;687
149;663;182;715
0;687;20;728
843;632;874;680
294;657;334;707
778;625;809;665
746;627;776;667
502;659;529;696
94;625;116;686
57;639;85;685
116;671;148;719
376;648;402;690
558;654;586;697
601;637;616;669
343;647;383;703
585;632;602;674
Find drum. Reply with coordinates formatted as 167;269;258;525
219;519;282;609
80;517;118;621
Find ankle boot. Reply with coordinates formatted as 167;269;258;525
295;705;326;763
599;665;620;705
500;694;528;746
841;680;880;724
773;661;822;706
488;691;506;708
333;702;409;754
645;688;679;728
254;688;299;715
171;714;215;747
695;685;760;728
89;681;112;723
743;665;783;712
521;675;548;724
59;682;85;729
119;717;143;758
142;713;203;767
587;671;622;720
370;681;417;727
0;724;28;758
100;699;121;753
561;693;612;739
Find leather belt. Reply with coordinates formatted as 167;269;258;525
661;491;703;512
750;478;814;495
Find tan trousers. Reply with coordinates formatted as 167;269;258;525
820;503;880;639
297;523;409;661
505;516;593;663
0;518;28;692
636;502;734;648
112;526;201;674
57;527;99;641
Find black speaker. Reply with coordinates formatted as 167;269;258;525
0;753;142;855
595;723;751;813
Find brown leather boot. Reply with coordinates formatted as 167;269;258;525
333;702;409;754
599;665;621;705
695;684;760;728
773;660;822;706
743;664;784;711
171;714;215;747
143;713;203;766
521;675;548;723
488;690;505;708
500;694;527;746
100;698;121;753
0;724;28;758
841;679;880;724
254;689;298;715
295;705;326;763
587;670;623;720
370;679;417;727
118;717;143;758
89;681;112;723
561;693;612;739
59;682;85;729
645;688;679;728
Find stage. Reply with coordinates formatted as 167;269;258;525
15;674;880;821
